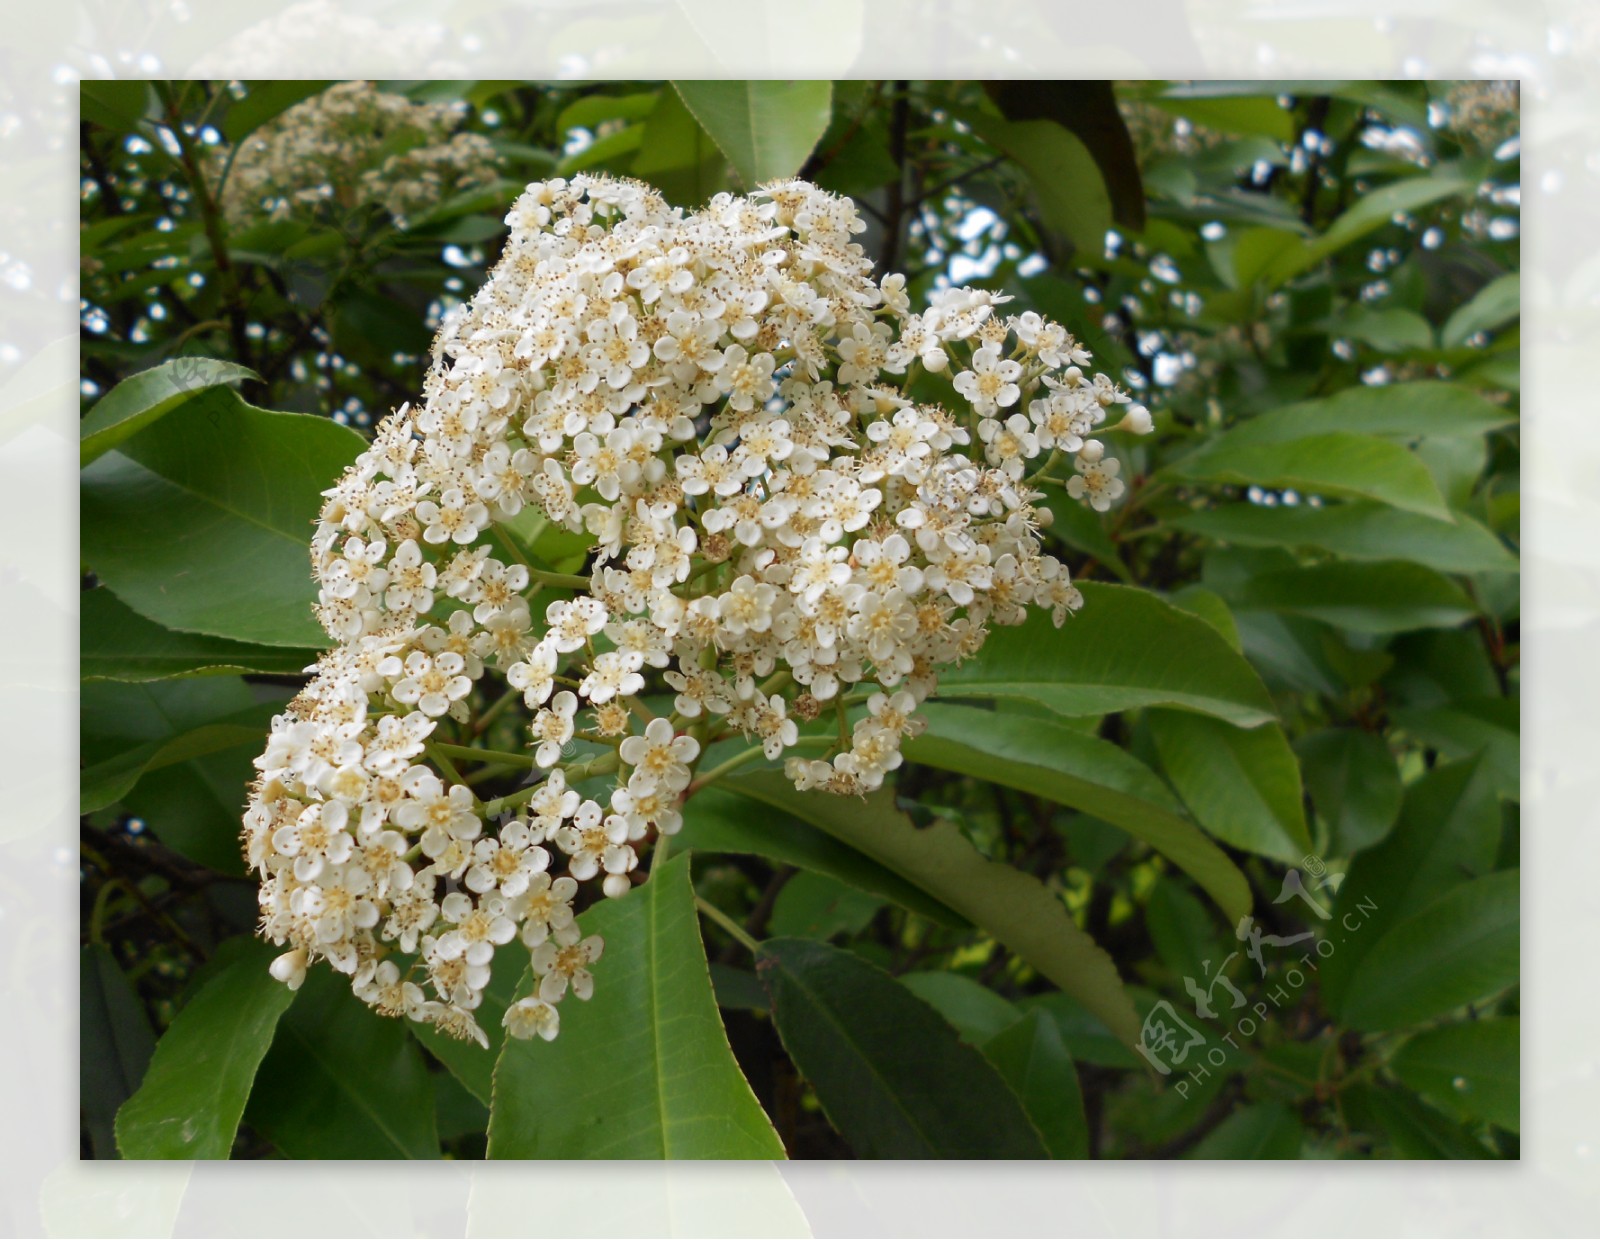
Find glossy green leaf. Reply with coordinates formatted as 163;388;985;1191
1170;502;1516;574
1295;728;1403;854
247;969;441;1159
1335;306;1434;353
905;702;1252;924
980;1011;1089;1159
486;853;784;1158
1144;876;1224;988
222;81;336;143
962;113;1112;255
1186;1102;1304;1158
671;80;832;187
756;937;1049;1158
115;938;297;1159
937;582;1277;727
80;709;273;814
1340;869;1519;1031
1389;1018;1519;1132
81;385;364;647
899;972;1021;1045
727;771;1142;1049
81;945;157;1160
1146;709;1311;862
81;588;322;682
1167;585;1242;652
1235;382;1516;442
1170;432;1452;521
79;358;257;467
1320;758;1502;1009
1228;560;1477;633
1152;89;1295;141
80;81;154;132
1442;273;1519;349
677;784;963;927
769;871;884;941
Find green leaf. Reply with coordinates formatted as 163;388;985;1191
1339;869;1519;1031
80;384;365;647
246;970;441;1159
1343;1083;1493;1159
1169;503;1516;575
222;81;335;143
961;113;1112;255
756;937;1049;1158
678;784;964;927
1186;1102;1304;1158
671;81;832;187
905;702;1252;924
631;85;727;207
1441;273;1520;349
115;938;297;1159
1335;306;1435;353
81;945;157;1160
1152;89;1296;141
1394;698;1520;801
1320;758;1502;1009
486;853;784;1158
1170;432;1452;521
81;81;154;132
80;708;274;814
899;972;1021;1044
554;89;661;139
1235;382;1516;442
1227;560;1477;634
768;871;884;941
1168;585;1242;652
1146;710;1311;862
1036;481;1132;581
726;772;1142;1049
79;358;258;467
1295;728;1403;854
1144;875;1223;988
1389;1018;1519;1132
81;588;321;682
980;1011;1089;1159
936;582;1278;728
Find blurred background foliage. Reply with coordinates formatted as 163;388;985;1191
80;78;1519;1160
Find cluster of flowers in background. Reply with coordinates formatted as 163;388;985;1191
244;172;1151;1049
211;80;501;230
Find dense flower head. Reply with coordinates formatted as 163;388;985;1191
245;173;1151;1046
211;80;501;229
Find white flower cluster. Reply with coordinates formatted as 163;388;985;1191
245;173;1150;1048
213;81;500;230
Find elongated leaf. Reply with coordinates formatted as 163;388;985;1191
1170;432;1452;521
81;385;364;647
1170;503;1516;574
81;945;157;1159
79;358;258;467
899;972;1021;1045
1343;1083;1492;1159
1390;1018;1519;1132
671;81;832;187
905;702;1252;924
1186;1102;1303;1158
487;853;784;1158
768;871;884;941
1231;382;1516;443
757;937;1049;1158
246;970;441;1159
222;81;335;143
980;1011;1089;1159
937;582;1277;727
1442;273;1519;348
1295;728;1403;854
727;771;1142;1049
962;113;1112;255
115;939;297;1159
80;711;273;814
1227;560;1477;633
1394;697;1519;801
1146;709;1311;862
1339;869;1519;1031
677;784;964;927
81;588;321;683
1320;758;1502;1009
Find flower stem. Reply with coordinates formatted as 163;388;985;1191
431;741;537;768
695;894;761;955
